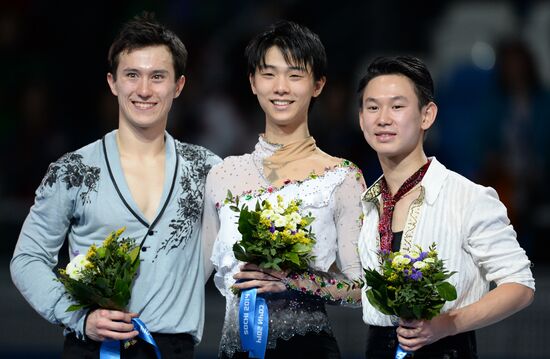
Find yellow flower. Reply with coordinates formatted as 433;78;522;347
115;227;126;237
86;244;97;260
103;227;126;247
260;217;272;228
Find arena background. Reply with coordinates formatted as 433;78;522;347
1;1;548;357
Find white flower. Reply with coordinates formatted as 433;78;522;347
273;205;285;215
273;214;287;227
261;209;275;219
289;212;302;224
65;254;91;280
284;212;301;231
392;255;411;266
423;257;435;264
413;261;429;270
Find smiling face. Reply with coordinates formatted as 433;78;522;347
249;46;325;129
107;45;185;132
359;74;436;161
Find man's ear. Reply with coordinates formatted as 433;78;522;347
312;76;326;98
421;102;438;130
358;108;365;133
249;74;257;95
107;73;118;96
174;75;186;98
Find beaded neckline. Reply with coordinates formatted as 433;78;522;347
215;159;363;209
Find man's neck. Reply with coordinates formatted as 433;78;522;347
116;122;166;159
264;119;310;145
379;150;428;195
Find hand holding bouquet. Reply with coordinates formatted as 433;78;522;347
57;227;140;312
227;191;316;271
364;243;457;320
226;191;316;359
364;243;457;358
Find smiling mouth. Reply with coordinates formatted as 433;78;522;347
132;101;157;110
271;99;294;107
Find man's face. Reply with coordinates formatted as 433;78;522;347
107;45;185;131
249;46;325;127
358;74;435;160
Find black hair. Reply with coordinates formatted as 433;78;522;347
357;55;434;109
108;12;187;81
245;20;327;81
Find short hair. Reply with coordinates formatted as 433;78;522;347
245;20;327;82
108;12;187;81
357;56;434;109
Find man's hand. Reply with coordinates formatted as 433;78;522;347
396;315;452;352
232;263;288;294
85;309;139;342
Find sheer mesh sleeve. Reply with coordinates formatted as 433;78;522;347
283;270;364;305
334;163;366;280
201;166;221;281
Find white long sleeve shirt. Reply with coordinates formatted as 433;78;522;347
359;157;535;326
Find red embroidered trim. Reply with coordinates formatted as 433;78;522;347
378;159;431;251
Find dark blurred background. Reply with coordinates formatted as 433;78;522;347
1;0;548;358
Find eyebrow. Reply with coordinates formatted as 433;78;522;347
122;68;170;75
364;95;408;102
259;64;308;72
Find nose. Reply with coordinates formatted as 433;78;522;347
377;106;392;126
137;78;153;98
273;75;290;95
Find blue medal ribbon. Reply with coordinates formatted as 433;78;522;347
395;344;409;359
239;288;269;359
100;317;161;359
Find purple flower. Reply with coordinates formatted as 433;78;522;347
269;224;276;233
417;251;428;261
410;268;423;281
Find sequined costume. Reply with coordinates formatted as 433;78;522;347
202;136;365;357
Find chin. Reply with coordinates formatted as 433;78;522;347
269;117;300;126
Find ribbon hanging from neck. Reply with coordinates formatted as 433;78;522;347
100;318;161;359
239;288;269;358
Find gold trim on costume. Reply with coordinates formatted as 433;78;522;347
401;186;425;250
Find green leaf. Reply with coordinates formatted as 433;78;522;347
128;246;140;263
291;243;311;254
66;303;88;312
286;252;300;265
436;282;457;301
363;268;386;289
366;289;393;316
233;243;249;262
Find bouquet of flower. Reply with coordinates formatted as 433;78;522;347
227;191;316;271
363;243;457;320
57;227;140;312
